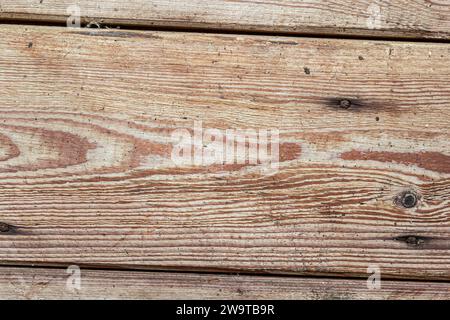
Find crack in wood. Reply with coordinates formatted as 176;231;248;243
394;235;431;248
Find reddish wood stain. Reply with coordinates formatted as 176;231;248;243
341;150;450;174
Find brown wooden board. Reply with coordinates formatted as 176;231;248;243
1;267;449;299
0;0;449;39
0;25;449;280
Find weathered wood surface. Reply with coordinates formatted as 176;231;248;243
0;25;449;280
1;0;450;39
1;267;448;300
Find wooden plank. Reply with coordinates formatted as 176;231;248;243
1;267;449;300
0;25;449;280
0;0;449;39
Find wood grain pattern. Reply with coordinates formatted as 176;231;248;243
1;267;449;300
0;0;449;39
0;25;449;279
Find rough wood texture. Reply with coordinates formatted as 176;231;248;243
0;25;449;280
0;0;449;39
0;267;448;300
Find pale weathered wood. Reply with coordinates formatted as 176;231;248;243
0;266;448;300
0;25;449;279
0;0;449;39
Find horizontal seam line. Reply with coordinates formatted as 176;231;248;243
0;262;449;284
0;18;450;44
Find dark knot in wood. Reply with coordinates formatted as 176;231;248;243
0;222;11;233
339;99;352;109
399;191;418;208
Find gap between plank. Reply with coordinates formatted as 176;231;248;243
1;18;450;44
1;262;450;285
